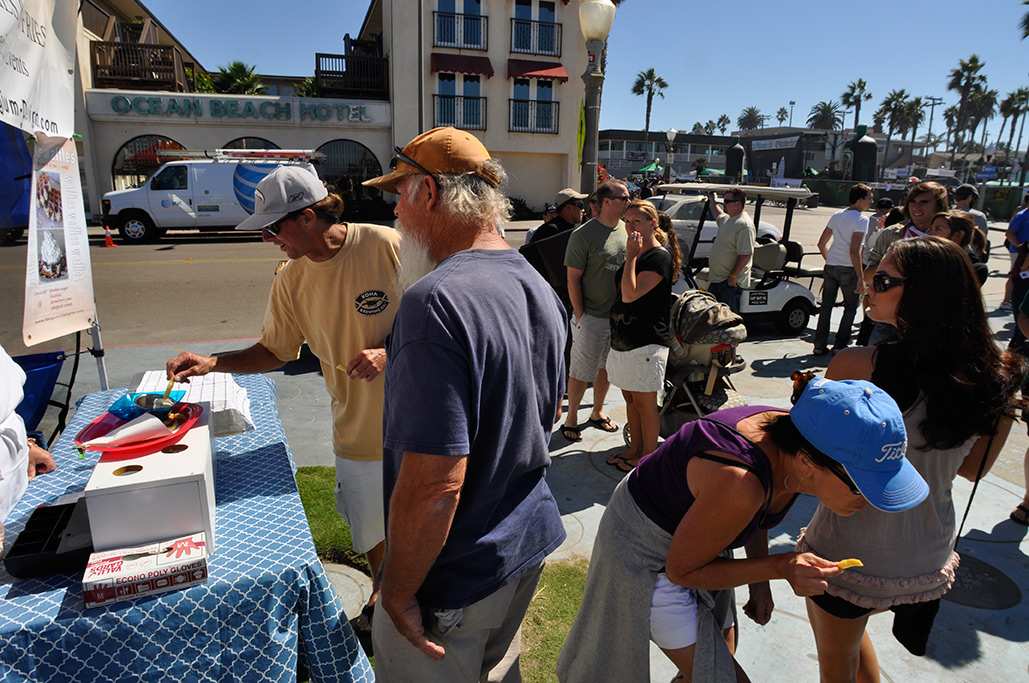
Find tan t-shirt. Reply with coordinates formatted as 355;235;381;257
259;223;400;461
708;212;756;288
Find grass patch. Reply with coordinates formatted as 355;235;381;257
295;466;369;573
521;559;589;683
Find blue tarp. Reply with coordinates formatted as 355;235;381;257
0;122;31;231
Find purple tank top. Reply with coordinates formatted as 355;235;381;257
626;405;796;548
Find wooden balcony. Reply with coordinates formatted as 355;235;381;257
90;41;190;92
315;53;389;100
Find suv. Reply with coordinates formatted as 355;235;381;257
102;156;319;244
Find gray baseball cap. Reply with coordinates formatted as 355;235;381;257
235;166;328;231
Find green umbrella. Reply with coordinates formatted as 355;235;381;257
638;160;662;173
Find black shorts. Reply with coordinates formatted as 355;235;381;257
809;593;941;656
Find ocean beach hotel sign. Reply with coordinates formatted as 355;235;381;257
85;91;389;128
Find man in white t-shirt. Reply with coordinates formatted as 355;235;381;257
813;184;872;354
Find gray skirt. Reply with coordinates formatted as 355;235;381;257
556;477;737;682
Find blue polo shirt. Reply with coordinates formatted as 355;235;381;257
383;249;568;609
1010;208;1029;252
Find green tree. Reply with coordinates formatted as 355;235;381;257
997;90;1020;158
1005;88;1029;159
294;77;321;98
717;114;731;134
776;107;788;125
214;61;265;95
704;120;717;136
737;106;765;131
1022;0;1028;39
631;68;669;139
807;100;844;130
690;122;706;135
192;70;215;93
876;89;909;168
946;54;986;162
841;79;873;129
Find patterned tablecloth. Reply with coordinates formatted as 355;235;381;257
0;374;374;683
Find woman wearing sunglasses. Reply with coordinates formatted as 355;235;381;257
800;237;1020;682
558;372;928;683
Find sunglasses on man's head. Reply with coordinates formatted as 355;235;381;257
389;146;436;179
871;271;905;293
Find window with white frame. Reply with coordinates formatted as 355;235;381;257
435;0;486;49
510;78;558;133
512;0;560;56
435;73;485;130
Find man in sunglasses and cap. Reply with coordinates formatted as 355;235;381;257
164;166;401;646
706;188;756;312
362;127;567;681
527;188;587;245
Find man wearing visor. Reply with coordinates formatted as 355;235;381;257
165;166;401;645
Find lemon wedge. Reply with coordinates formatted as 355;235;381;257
836;558;864;570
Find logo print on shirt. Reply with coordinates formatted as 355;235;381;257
876;440;906;463
355;290;390;315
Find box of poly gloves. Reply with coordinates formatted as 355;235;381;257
82;533;209;608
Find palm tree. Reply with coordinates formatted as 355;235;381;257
717;114;731;135
997;91;1019;158
967;88;998;152
294;77;321;98
807;100;844;130
690;122;706;135
877;89;909;169
214;61;264;95
1007;88;1029;160
902;97;925;164
1022;0;1028;39
737;106;765;131
841;79;873;129
704;120;717;136
631;68;669;139
946;54;986;162
776;107;789;125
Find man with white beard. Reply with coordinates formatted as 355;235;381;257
362;127;568;681
164;166;399;651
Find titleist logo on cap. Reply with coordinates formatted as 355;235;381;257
876;441;906;463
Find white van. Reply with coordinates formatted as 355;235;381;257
101;152;319;243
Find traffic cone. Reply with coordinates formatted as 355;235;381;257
102;224;118;248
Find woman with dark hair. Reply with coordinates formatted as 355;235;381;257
558;373;928;683
800;237;1020;682
929;211;988;286
864;182;949;273
605;201;682;471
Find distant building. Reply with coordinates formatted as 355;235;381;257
599;129;736;179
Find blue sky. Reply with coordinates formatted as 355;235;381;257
147;0;1029;144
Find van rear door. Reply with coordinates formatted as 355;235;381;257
148;165;196;229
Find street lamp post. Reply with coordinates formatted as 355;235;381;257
579;0;616;193
788;100;795;127
665;128;677;182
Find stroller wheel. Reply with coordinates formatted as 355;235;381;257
623;423;631;448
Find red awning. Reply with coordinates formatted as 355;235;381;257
430;53;494;78
507;59;569;82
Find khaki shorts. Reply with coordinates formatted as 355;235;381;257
334;457;385;554
569;314;612;382
606;344;669;393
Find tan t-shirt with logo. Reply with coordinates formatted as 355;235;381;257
259;223;400;461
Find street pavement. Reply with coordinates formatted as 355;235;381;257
2;206;1027;681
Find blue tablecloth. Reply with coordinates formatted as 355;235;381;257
0;375;374;683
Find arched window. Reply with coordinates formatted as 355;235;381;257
111;135;186;190
314;139;385;218
222;137;280;150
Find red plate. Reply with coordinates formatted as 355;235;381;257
74;404;204;462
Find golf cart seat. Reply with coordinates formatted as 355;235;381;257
750;242;787;290
780;240;823;279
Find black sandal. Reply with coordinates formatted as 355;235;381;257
1010;503;1029;526
587;416;619;432
561;425;583;442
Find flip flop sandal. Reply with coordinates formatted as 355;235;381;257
587;416;619;432
1010;503;1029;526
561;425;583;442
606;451;638;466
614;456;638;473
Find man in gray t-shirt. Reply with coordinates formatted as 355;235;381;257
561;180;628;442
705;188;755;312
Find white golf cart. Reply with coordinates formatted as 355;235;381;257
656;182;822;335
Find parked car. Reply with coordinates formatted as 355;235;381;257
646;193;782;262
101;153;319;244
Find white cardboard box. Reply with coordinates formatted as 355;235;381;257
84;406;216;553
82;532;209;608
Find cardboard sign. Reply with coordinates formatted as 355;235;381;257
22;136;97;345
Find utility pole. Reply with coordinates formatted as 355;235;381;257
788;100;795;127
924;95;944;154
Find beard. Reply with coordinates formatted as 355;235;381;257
395;219;438;292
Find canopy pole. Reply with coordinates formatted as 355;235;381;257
88;317;109;391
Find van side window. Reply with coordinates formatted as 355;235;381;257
151;166;188;191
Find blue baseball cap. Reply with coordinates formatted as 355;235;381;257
791;377;928;512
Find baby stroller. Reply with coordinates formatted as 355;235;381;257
624;290;748;446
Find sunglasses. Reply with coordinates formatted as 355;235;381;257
828;463;862;496
389;146;437;179
724;196;744;205
871;271;906;293
263;209;302;237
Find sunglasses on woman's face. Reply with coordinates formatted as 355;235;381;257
871;271;905;293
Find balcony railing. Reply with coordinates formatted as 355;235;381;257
90;41;189;92
434;95;487;131
509;99;559;134
433;12;488;50
315;53;389;100
510;19;562;57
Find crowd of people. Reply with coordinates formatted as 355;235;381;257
2;124;1027;682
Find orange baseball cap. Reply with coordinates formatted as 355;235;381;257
363;126;501;193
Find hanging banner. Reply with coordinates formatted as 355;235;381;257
0;0;76;136
23;136;96;346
